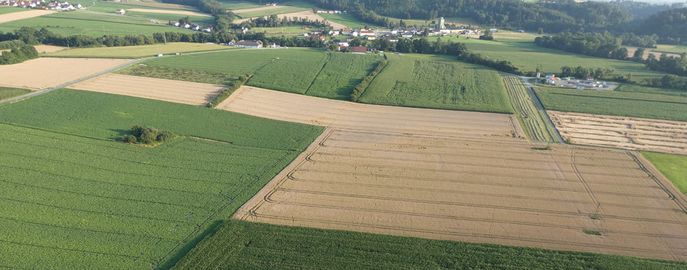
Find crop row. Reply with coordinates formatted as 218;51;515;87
502;75;554;143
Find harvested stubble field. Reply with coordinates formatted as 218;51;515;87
0;89;322;269
48;43;231;58
549;111;687;155
360;54;513;113
70;73;224;105
225;87;687;262
0;57;130;90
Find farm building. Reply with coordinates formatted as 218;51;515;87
350;46;368;54
234;40;263;48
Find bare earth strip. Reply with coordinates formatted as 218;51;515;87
0;58;130;90
70;73;223;105
0;9;54;24
549;111;687;155
228;86;687;262
126;8;211;17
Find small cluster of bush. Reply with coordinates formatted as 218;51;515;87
121;125;175;145
207;75;249;107
351;59;388;101
0;39;25;50
0;45;38;65
457;52;521;75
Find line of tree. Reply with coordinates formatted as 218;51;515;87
560;66;614;79
633;8;687;45
644;75;687;90
645;53;687;77
0;45;38;65
351;57;387;101
534;32;629;60
0;39;24;50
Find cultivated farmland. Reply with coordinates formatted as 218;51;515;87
502;75;557;143
175;220;687;270
535;85;687;122
70;73;224;105
549;111;687;155
643;152;687;195
306;53;382;99
0;89;322;269
359;54;513;113
0;87;30;100
47;43;231;58
0;9;53;24
224;87;687;262
0;57;130;90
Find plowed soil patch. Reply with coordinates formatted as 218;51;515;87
70;73;223;105
0;58;129;90
550;111;687;155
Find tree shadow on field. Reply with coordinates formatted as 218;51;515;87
157;220;226;270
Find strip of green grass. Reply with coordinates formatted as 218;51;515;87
360;53;513;113
0;87;30;101
47;43;232;58
643;152;687;195
0;89;322;269
173;220;687;270
0;7;27;14
535;85;687;121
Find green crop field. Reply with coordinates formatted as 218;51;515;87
306;53;382;99
320;13;376;28
0;89;322;269
252;26;318;37
359;53;513;113
643;152;687;195
654;44;687;55
232;1;313;18
218;0;263;9
0;87;30;101
0;10;193;37
47;43;231;58
0;7;27;14
173;220;687;270
122;48;381;99
535;85;687;121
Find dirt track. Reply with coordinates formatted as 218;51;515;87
0;58;129;90
0;9;54;24
70;73;223;105
549;111;687;155
229;87;687;261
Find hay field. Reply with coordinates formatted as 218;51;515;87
0;9;54;24
70;74;224;105
34;44;66;54
0;89;322;269
549;111;687;155
0;58;130;90
277;11;347;30
225;87;687;262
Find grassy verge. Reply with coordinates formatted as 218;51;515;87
0;87;31;101
173;220;687;269
643;152;687;195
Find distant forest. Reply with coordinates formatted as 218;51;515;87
246;0;687;44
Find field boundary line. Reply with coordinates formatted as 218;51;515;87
517;76;565;143
233;128;334;221
629;152;687;213
302;52;332;95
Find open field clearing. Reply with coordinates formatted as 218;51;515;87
277;11;347;30
549;111;687;155
0;9;54;24
644;152;687;195
219;86;518;137
224;86;687;262
502;75;557;143
655;44;687;55
48;43;230;58
0;89;322;269
0;10;193;36
126;8;211;17
535;85;687;122
252;25;321;36
175;220;687;270
232;4;310;18
34;44;66;54
360;54;513;113
70;74;223;105
0;58;129;90
0;7;27;15
320;13;373;29
0;87;30;100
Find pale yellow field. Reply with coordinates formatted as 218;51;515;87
0;58;130;90
127;8;211;17
0;9;54;24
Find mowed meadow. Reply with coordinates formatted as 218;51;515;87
359;54;513;113
0;89;322;269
